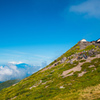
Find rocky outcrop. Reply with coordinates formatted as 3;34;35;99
60;57;67;64
41;62;60;72
41;39;100;72
78;71;87;77
62;54;100;77
78;41;92;50
95;43;100;47
78;39;100;50
41;57;67;72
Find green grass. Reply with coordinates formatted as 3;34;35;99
0;44;100;100
0;79;20;91
80;59;86;62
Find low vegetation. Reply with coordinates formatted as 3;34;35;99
0;43;100;100
0;79;20;91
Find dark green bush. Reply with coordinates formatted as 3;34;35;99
80;60;86;62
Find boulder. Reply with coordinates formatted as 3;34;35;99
78;40;92;50
60;57;67;63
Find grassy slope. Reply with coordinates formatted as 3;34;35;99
0;44;100;100
0;79;20;91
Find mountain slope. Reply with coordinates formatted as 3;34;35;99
0;39;100;100
0;79;20;91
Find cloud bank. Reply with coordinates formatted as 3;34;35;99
0;62;45;82
70;0;100;18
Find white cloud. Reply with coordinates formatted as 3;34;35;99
9;61;23;64
70;0;100;18
0;66;13;75
0;62;45;82
0;65;19;81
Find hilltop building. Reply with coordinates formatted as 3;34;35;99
96;39;100;43
80;39;87;43
78;38;100;50
78;39;92;50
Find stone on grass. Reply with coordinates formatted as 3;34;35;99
60;86;65;89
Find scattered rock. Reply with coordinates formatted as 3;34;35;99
10;96;17;100
41;62;59;72
92;70;94;72
94;68;96;70
70;59;73;64
45;86;48;88
78;71;87;77
62;54;100;77
66;60;70;63
89;65;95;68
40;80;42;84
60;86;65;89
84;69;87;72
60;57;67;63
12;83;18;86
29;80;42;89
63;72;74;78
29;85;36;89
42;82;47;85
62;62;83;77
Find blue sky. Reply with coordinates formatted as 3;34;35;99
0;0;100;66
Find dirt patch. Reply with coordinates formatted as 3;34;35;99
29;80;42;89
78;71;87;77
41;54;100;73
41;61;60;72
10;96;17;100
29;85;36;89
62;62;84;77
89;65;95;68
62;54;100;77
63;72;74;78
12;83;18;86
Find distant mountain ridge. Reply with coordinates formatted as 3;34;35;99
15;63;31;68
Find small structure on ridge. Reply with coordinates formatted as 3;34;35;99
96;39;100;43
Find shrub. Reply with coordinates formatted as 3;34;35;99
80;60;86;62
81;62;91;71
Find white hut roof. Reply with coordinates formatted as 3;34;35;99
97;39;100;42
80;39;87;42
